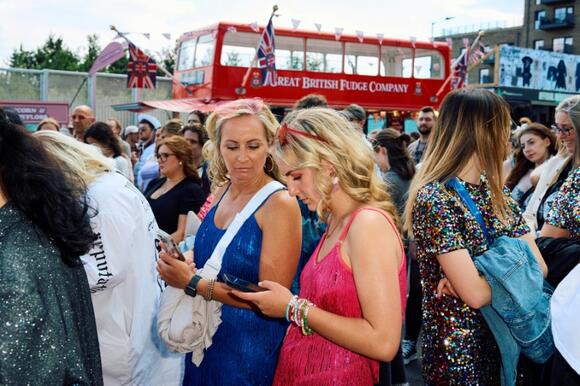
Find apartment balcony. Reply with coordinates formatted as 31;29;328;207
540;0;574;4
539;14;575;30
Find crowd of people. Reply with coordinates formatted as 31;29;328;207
0;88;578;386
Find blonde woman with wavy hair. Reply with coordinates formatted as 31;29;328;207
34;130;184;386
235;107;406;385
34;129;114;186
157;98;301;386
403;88;546;384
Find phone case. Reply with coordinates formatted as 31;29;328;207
222;273;264;292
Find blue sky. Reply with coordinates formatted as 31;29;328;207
0;0;523;65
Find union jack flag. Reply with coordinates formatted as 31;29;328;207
127;43;157;89
256;17;277;86
451;39;469;89
469;41;487;65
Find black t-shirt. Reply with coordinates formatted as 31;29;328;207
145;177;205;234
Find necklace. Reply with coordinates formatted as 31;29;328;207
325;213;348;239
157;176;185;195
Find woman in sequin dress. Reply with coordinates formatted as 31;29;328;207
542;95;580;240
235;108;407;385
0;109;102;385
404;89;547;385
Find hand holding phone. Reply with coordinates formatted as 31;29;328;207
157;229;185;261
222;273;265;293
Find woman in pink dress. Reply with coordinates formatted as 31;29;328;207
234;107;406;385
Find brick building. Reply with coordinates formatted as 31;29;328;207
437;0;579;124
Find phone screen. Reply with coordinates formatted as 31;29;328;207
159;235;185;261
222;273;264;292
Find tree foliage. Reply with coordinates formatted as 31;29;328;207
8;34;177;76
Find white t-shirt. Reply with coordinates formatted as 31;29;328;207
551;264;580;373
83;172;183;386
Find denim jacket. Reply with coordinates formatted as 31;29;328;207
474;236;554;386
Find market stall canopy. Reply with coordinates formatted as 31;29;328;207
112;98;228;113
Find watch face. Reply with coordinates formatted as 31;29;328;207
185;275;202;297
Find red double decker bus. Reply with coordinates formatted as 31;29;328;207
138;22;451;129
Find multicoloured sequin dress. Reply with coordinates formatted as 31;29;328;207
412;175;529;385
546;166;580;238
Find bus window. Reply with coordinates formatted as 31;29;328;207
412;48;444;79
194;34;216;67
276;36;305;70
177;39;196;71
345;43;379;76
380;46;413;78
306;39;342;73
220;31;259;67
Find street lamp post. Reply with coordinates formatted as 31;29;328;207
431;16;455;42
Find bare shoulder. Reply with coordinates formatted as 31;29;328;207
258;189;299;219
346;208;402;260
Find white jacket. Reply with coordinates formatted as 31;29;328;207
83;172;183;386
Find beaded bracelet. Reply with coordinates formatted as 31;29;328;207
302;303;315;336
285;295;298;322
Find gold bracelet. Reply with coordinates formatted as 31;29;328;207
205;278;215;301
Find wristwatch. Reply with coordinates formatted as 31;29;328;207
185;274;203;297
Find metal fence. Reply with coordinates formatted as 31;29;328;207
0;67;176;127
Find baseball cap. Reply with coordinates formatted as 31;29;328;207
124;125;139;135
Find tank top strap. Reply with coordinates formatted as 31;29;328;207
214;184;231;209
337;207;404;256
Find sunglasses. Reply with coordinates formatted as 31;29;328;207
276;122;328;146
156;152;175;161
551;124;575;136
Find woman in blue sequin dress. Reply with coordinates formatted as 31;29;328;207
404;89;547;385
158;99;302;386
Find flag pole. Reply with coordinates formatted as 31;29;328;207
235;5;279;95
110;25;190;94
431;30;485;103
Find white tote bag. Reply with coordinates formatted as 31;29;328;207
157;181;284;366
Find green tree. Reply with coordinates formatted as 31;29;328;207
159;46;176;75
8;35;80;70
33;35;80;70
8;45;36;68
79;34;101;72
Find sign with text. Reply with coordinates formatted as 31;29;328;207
0;101;69;125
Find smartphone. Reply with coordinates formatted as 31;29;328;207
157;229;185;261
221;273;265;293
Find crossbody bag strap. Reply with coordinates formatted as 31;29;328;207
446;177;493;245
200;180;285;278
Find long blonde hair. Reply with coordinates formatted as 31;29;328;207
556;95;580;167
204;98;282;190
274;107;399;226
34;130;114;187
404;88;512;235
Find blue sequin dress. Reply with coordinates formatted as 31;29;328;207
183;190;289;386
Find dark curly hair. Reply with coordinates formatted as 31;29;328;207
0;108;96;266
84;121;123;157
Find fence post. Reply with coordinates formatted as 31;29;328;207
41;70;49;101
131;87;139;125
87;74;96;111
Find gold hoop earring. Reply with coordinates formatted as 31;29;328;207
265;154;274;173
